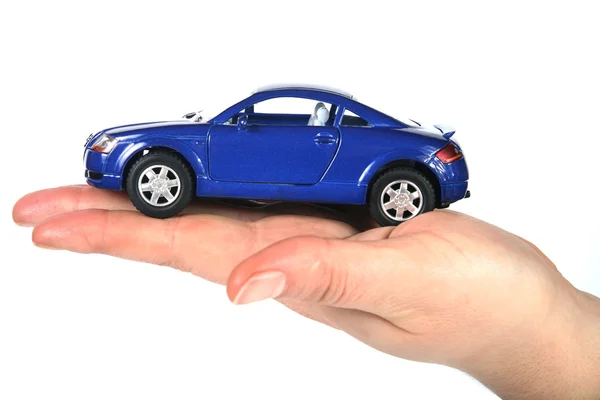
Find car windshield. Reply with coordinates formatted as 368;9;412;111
196;102;228;123
186;90;252;123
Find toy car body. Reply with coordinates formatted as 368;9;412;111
83;84;469;226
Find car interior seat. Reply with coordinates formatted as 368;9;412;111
308;102;329;126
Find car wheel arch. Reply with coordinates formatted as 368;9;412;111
120;145;200;190
366;159;441;207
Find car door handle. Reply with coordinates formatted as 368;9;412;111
313;133;337;145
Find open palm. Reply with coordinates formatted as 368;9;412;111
12;185;373;324
14;184;598;399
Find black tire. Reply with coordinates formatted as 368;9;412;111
368;167;435;226
125;151;194;218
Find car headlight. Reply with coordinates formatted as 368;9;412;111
91;134;118;153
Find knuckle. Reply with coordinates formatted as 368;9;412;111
79;210;110;253
71;186;86;211
158;216;190;272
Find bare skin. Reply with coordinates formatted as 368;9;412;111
13;185;600;399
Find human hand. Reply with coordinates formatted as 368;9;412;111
13;185;600;399
11;185;372;324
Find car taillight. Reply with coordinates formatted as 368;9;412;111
436;143;463;163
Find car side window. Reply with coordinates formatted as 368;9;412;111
341;108;371;127
252;97;328;114
233;97;334;127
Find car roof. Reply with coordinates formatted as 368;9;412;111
252;84;355;99
212;85;407;128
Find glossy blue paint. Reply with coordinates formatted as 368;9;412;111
196;180;367;204
84;86;469;207
441;181;470;203
208;124;339;184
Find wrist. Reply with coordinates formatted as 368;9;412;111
462;283;600;399
547;288;600;399
572;289;600;395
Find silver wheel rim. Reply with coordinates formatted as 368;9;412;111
137;165;181;207
380;180;423;222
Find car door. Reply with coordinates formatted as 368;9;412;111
207;122;340;185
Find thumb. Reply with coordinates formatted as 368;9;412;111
226;236;411;312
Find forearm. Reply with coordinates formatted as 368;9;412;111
464;287;600;399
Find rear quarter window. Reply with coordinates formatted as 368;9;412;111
341;109;371;127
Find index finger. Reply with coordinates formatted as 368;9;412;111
32;209;357;284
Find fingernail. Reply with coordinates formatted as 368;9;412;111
33;242;58;250
15;221;34;227
233;271;287;305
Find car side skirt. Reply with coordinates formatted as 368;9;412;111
196;179;368;205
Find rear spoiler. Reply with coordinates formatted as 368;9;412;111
433;124;456;139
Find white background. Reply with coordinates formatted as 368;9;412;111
1;1;599;399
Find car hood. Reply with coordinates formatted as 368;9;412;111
102;121;197;137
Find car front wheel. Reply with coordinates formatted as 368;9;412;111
125;151;194;218
369;167;435;226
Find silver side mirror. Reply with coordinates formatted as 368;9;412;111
237;114;249;131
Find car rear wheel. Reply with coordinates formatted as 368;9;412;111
126;151;194;218
369;167;435;226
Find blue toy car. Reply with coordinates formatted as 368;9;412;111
84;84;469;226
